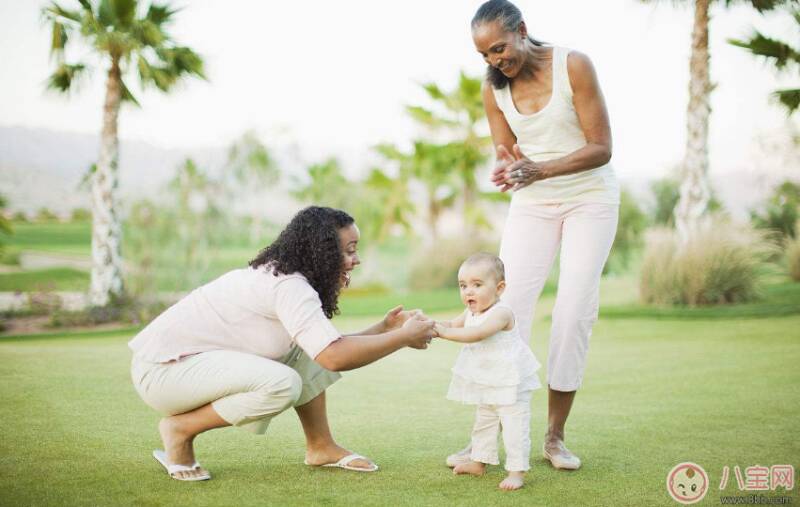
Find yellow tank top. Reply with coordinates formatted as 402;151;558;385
492;46;619;205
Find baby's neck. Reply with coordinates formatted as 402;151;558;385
473;300;500;315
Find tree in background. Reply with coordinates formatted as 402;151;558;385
0;195;12;257
751;180;800;240
375;141;459;242
355;167;415;245
729;6;800;114
405;72;492;234
43;0;205;306
290;158;350;211
168;158;224;288
650;176;723;227
223;131;280;243
640;0;792;240
605;188;649;274
377;72;492;242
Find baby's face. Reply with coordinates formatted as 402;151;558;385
458;263;503;314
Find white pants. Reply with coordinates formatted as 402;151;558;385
131;347;340;434
499;201;618;391
470;391;532;472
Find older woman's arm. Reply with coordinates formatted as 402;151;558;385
316;316;435;372
499;51;614;191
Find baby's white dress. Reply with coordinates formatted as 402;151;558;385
447;303;542;406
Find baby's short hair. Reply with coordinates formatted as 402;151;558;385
462;252;505;282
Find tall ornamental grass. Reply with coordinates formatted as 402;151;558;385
640;219;775;306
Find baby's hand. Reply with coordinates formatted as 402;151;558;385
434;323;446;337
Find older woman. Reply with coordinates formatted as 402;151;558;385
130;206;436;481
447;0;619;471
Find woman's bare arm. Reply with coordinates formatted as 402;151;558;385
316;316;434;372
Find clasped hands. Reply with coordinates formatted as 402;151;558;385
383;306;438;350
490;144;548;192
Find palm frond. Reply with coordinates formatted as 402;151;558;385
749;0;795;13
98;0;136;29
133;19;166;46
50;21;69;58
146;3;178;26
44;2;83;23
405;105;459;128
120;78;141;106
728;32;798;68
46;62;86;92
775;88;800;113
159;46;206;79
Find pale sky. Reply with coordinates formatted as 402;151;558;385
0;0;797;182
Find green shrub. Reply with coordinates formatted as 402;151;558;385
640;219;775;306
751;180;800;241
70;208;91;222
605;188;648;274
786;225;800;282
48;294;169;329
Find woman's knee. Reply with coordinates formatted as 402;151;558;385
258;368;303;411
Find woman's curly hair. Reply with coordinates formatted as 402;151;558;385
249;206;354;318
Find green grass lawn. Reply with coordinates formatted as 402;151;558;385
0;267;89;292
1;312;798;506
6;221;92;256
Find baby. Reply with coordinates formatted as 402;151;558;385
435;253;541;491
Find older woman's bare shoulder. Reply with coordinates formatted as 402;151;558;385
566;50;601;94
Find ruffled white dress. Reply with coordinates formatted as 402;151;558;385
447;303;542;406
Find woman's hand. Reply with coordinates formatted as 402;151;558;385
401;314;436;349
382;305;422;331
490;144;517;191
503;145;548;192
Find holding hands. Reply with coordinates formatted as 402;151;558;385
383;305;437;349
490;144;548;192
383;305;422;331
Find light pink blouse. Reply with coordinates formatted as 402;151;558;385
128;266;342;363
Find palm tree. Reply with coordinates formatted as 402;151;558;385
405;72;491;235
376;141;459;242
641;0;792;240
223;131;280;243
357;167;415;244
729;7;800;114
43;0;205;306
291;158;350;210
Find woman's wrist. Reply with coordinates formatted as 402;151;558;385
538;160;557;180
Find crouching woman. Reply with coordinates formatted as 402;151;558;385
129;206;435;481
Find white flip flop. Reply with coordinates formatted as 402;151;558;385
305;453;379;472
153;449;211;481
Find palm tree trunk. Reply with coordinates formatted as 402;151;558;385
89;57;125;306
675;0;712;241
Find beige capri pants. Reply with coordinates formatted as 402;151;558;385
499;201;618;392
131;346;341;434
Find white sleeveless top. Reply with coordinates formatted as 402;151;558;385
492;46;620;205
446;303;541;406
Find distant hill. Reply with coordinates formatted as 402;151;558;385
0;126;226;215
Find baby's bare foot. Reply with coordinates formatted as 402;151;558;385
453;460;486;476
499;471;525;490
